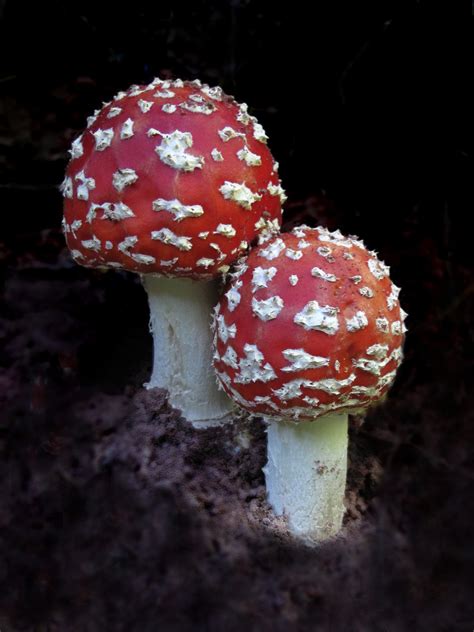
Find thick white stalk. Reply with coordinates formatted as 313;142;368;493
264;414;348;543
142;275;234;426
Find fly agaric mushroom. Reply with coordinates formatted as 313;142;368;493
61;77;284;424
213;226;406;541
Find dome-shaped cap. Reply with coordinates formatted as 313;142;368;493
61;78;284;278
213;226;407;420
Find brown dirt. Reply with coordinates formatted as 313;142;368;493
1;229;472;631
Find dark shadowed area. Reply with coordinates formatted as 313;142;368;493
0;2;472;631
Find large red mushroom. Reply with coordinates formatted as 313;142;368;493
61;77;285;424
213;226;406;541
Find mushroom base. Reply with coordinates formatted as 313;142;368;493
264;414;348;543
142;275;234;426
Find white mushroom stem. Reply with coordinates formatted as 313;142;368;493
264;413;348;543
142;276;234;426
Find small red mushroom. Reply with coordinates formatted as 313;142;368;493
61;77;285;424
213;225;407;541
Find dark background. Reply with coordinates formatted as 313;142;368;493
0;2;472;631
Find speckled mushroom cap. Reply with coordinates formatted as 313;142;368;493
61;77;285;278
213;226;407;421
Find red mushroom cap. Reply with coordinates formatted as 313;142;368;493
61;78;284;278
213;226;407;420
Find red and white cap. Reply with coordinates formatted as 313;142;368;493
213;226;407;420
61;78;285;278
